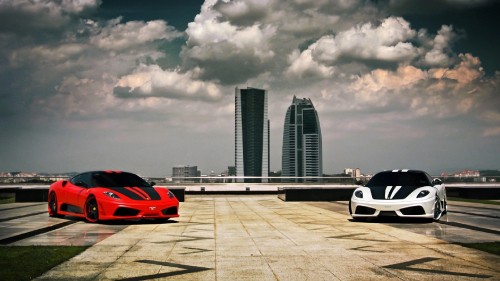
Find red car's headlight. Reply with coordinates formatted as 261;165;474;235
104;191;120;200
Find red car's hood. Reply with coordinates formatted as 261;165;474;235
103;186;161;201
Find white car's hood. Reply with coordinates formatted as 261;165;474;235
365;185;433;200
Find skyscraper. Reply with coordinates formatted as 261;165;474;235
282;96;322;182
235;87;269;183
172;165;199;183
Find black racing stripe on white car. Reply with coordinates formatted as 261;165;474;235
370;186;387;200
391;186;420;200
369;186;420;200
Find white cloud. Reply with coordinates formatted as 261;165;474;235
1;0;499;175
480;110;500;123
214;0;272;25
482;127;500;137
429;53;484;85
313;17;418;63
349;64;427;102
285;17;421;78
181;0;380;84
0;0;100;15
90;19;182;51
0;0;100;32
422;25;456;66
285;48;335;79
343;53;496;121
182;16;276;83
115;64;223;102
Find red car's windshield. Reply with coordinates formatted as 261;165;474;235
91;172;150;188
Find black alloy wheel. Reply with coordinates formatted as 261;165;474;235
433;197;442;221
85;197;99;223
48;192;60;217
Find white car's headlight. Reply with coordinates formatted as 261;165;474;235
417;190;430;198
354;190;363;198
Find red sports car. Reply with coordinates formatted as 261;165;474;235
48;170;179;223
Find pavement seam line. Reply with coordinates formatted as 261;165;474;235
0;210;48;222
0;220;78;245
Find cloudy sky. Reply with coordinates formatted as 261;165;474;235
1;0;499;177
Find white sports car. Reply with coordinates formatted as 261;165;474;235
349;170;447;221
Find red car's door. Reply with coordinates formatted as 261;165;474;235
64;173;92;213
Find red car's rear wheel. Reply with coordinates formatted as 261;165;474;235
48;192;62;218
84;197;99;223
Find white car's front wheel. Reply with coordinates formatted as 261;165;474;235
433;197;443;221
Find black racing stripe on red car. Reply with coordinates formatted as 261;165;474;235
105;187;161;200
106;187;144;200
138;187;161;200
130;187;150;199
124;187;148;199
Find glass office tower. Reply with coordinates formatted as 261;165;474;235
282;96;322;182
235;87;269;183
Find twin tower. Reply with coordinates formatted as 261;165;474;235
235;87;322;183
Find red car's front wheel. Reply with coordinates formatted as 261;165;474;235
84;197;99;223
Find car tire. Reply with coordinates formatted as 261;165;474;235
442;199;448;215
348;200;353;215
48;192;63;218
84;196;99;223
433;197;442;221
155;218;170;223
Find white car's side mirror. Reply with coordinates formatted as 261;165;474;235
432;178;442;186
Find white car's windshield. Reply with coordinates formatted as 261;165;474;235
366;171;431;187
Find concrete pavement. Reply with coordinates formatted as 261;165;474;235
0;203;127;246
33;195;500;280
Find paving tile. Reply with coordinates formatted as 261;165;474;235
32;195;500;280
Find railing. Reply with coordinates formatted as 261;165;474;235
2;175;497;185
163;176;364;184
0;176;69;185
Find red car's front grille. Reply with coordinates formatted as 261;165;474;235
162;207;178;215
113;207;140;217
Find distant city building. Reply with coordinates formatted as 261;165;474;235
441;170;480;178
227;166;236;176
235;87;269;183
344;168;361;179
282;96;322;182
172;165;199;183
